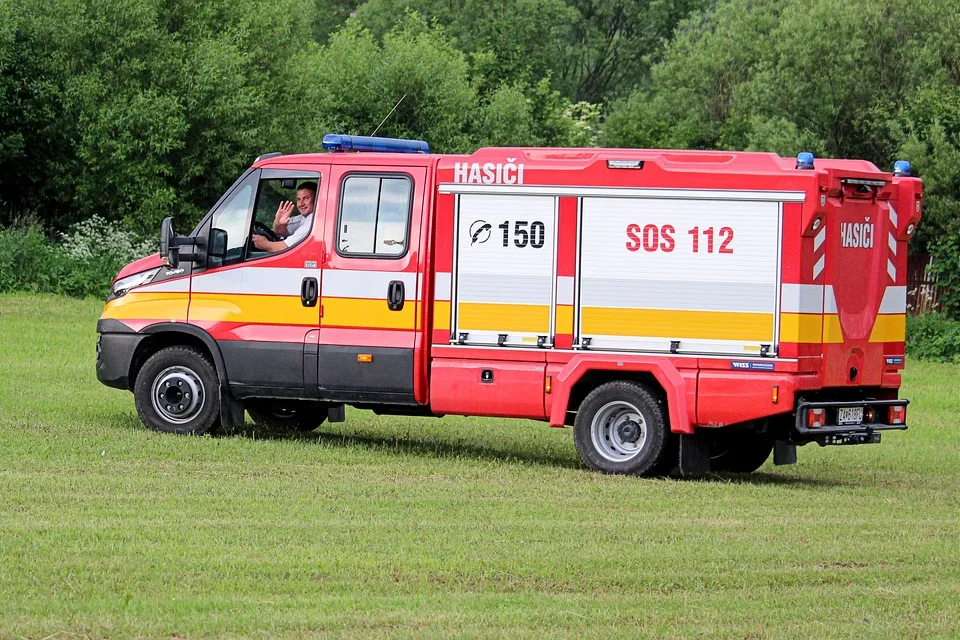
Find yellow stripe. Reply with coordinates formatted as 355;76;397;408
581;307;773;342
189;293;317;325
458;302;549;333
323;297;415;329
556;304;574;335
434;300;451;331
870;314;906;342
779;313;823;343
823;314;844;344
101;292;188;321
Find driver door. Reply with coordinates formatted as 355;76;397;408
188;166;329;398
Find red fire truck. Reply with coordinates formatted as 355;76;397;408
96;135;921;475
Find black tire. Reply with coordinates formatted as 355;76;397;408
708;430;773;473
133;346;220;435
247;401;328;432
573;381;670;476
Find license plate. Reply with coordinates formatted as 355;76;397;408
837;407;864;425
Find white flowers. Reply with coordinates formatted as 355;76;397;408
58;215;155;263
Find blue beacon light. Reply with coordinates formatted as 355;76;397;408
893;160;911;177
796;152;815;170
322;134;429;154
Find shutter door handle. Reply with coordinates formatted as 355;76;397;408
301;277;318;307
387;280;405;311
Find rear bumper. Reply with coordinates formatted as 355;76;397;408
96;320;143;390
795;399;908;445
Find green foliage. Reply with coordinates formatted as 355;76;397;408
301;17;477;152
1;0;317;236
906;313;960;363
352;0;705;101
0;220;150;298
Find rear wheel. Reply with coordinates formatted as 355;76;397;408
134;346;219;435
247;401;328;432
708;430;773;473
573;381;669;476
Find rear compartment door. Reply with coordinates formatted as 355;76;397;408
576;195;783;356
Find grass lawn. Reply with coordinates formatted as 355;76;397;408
0;293;958;638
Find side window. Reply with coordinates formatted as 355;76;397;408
337;174;412;257
246;176;320;260
209;174;258;268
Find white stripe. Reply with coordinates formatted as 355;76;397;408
780;284;824;313
139;278;190;294
439;343;797;362
579;335;776;357
192;267;318;296
887;259;896;282
322;270;417;299
813;226;826;252
888;232;897;255
824;285;837;314
439;183;806;202
434;272;452;302
813;254;825;280
879;286;907;314
888;202;898;228
557;276;575;305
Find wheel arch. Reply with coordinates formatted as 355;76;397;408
548;355;694;434
131;324;228;390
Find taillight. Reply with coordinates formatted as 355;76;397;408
888;405;906;425
807;408;826;428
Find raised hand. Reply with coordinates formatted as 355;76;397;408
273;201;294;234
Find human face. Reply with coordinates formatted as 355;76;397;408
296;188;316;216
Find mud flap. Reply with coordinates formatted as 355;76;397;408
774;440;797;465
679;434;710;475
219;386;246;428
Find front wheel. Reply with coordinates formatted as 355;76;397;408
134;346;220;435
573;381;670;476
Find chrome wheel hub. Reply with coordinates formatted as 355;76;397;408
151;366;204;425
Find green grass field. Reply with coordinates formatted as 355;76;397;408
1;293;958;638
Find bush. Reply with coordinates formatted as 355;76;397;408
0;218;153;299
906;313;960;363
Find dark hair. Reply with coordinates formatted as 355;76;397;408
296;181;318;196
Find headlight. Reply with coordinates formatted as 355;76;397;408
112;268;160;297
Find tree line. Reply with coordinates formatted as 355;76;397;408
1;0;958;312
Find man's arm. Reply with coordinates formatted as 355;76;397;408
252;235;287;253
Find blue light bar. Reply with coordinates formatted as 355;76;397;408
322;134;429;154
893;160;911;177
796;152;815;170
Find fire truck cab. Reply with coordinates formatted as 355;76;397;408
96;135;921;475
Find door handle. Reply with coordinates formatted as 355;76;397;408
387;280;405;311
301;277;318;307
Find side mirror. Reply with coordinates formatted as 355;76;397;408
159;217;179;268
209;228;228;260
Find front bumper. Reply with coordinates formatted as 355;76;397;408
795;399;908;445
96;319;144;390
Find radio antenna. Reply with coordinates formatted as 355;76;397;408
370;93;407;137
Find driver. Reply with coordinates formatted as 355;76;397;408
251;181;318;253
